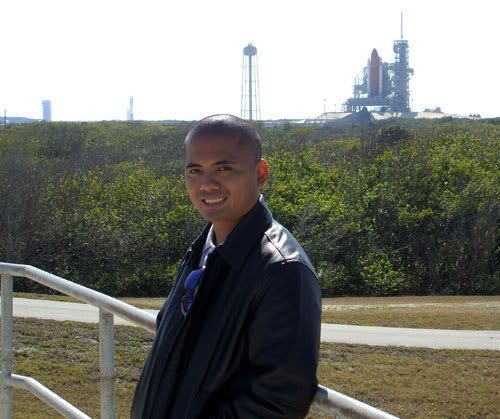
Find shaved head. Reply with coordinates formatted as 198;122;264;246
185;114;262;162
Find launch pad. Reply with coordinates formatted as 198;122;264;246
344;14;414;113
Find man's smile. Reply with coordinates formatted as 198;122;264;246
201;196;228;206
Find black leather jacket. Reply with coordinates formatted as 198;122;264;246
131;198;322;418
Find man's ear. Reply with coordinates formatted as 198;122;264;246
256;159;269;187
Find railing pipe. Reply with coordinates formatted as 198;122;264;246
3;374;90;419
0;263;155;332
0;262;399;419
0;274;13;419
99;309;116;419
315;385;398;419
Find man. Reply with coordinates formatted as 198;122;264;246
131;114;321;418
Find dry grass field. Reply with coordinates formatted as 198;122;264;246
7;318;500;418
321;295;500;330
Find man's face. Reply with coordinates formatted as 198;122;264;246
184;134;268;230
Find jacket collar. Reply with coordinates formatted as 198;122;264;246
188;195;273;271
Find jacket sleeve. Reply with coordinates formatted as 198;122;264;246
156;255;190;331
211;261;322;419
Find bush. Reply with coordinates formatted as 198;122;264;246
1;120;498;297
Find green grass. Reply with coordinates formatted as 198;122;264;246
12;318;151;418
9;318;500;418
14;293;500;330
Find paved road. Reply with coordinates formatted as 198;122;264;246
5;298;500;350
8;298;158;326
320;323;500;350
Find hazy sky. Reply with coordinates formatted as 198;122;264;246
2;0;499;121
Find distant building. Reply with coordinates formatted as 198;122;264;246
42;100;52;122
127;96;134;121
313;109;472;125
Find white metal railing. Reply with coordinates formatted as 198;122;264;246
0;262;398;419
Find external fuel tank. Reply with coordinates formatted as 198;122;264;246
368;49;381;97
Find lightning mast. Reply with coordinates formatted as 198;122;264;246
127;96;134;121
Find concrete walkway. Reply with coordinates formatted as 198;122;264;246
9;298;158;326
6;298;500;350
321;323;500;350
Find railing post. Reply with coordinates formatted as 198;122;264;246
99;309;116;419
0;275;14;419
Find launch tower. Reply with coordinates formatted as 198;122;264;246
241;43;261;121
392;23;413;112
343;13;413;112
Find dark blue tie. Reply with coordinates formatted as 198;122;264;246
180;267;205;316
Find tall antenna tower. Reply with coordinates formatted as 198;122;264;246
401;10;404;39
127;96;134;121
241;43;261;121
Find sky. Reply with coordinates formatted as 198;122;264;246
1;0;499;121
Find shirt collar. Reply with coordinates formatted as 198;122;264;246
188;195;273;271
215;195;273;271
202;225;216;253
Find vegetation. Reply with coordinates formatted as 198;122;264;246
1;120;498;297
10;318;500;418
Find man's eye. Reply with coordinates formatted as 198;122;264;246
218;166;232;171
187;168;201;174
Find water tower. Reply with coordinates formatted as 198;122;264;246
241;43;261;121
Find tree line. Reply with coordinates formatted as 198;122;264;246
0;119;498;296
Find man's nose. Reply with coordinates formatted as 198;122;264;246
200;173;220;192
